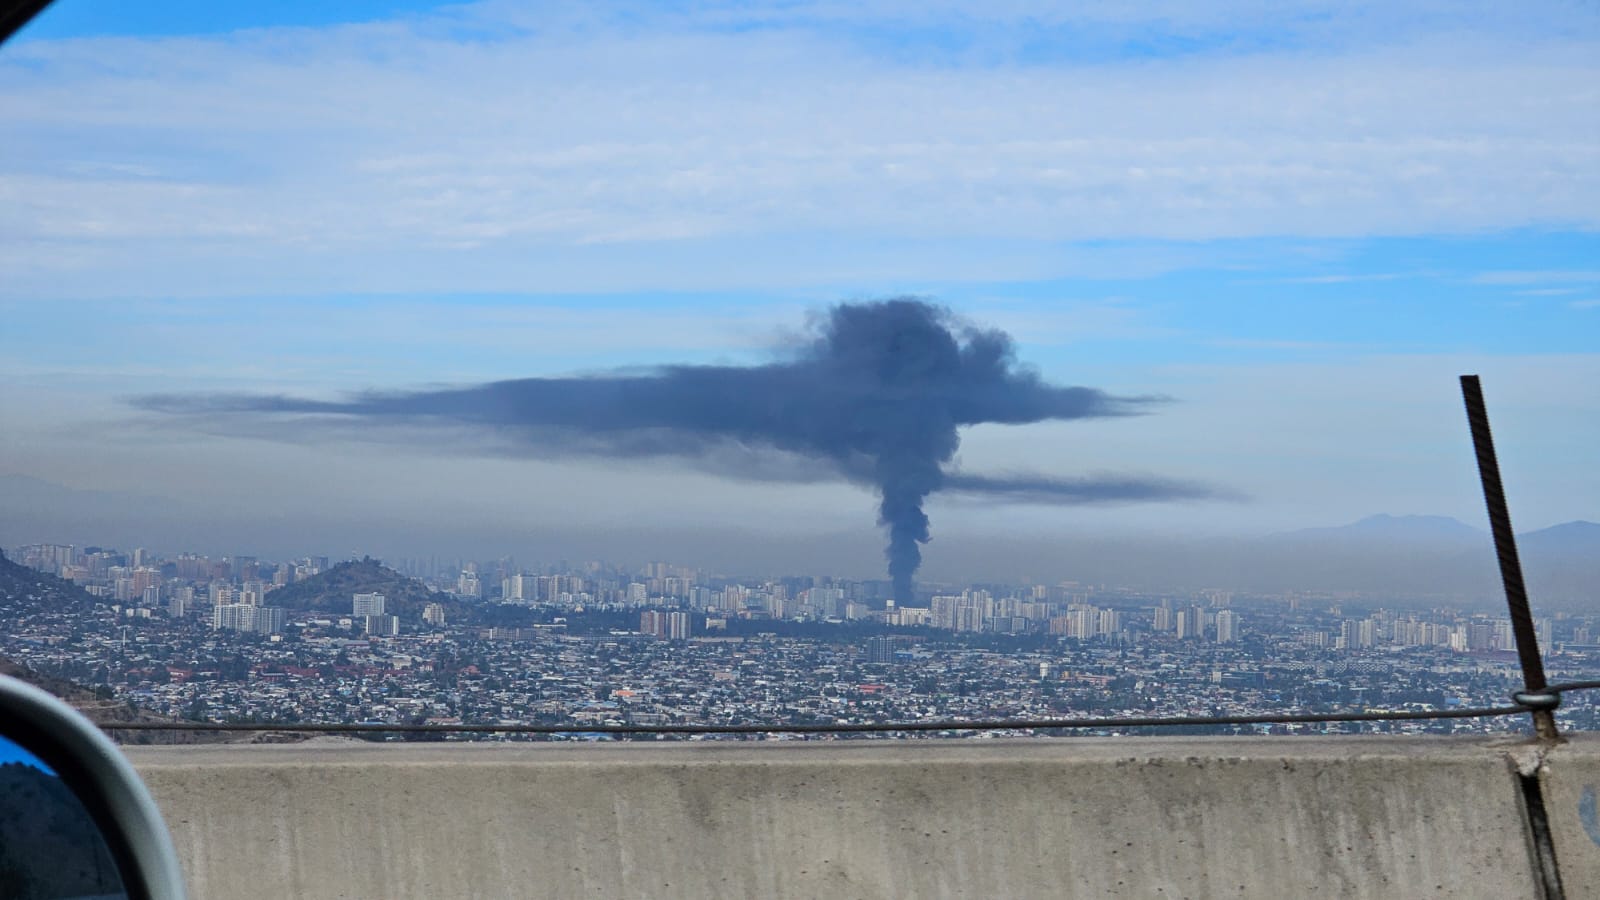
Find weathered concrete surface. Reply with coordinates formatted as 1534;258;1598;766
128;737;1543;900
1539;734;1600;898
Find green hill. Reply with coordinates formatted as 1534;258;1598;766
266;556;461;623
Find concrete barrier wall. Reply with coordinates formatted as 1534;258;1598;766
127;736;1564;900
1540;736;1600;897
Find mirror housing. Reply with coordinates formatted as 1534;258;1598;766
0;674;187;900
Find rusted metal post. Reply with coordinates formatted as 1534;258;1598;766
1460;375;1559;742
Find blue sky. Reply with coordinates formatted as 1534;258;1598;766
0;1;1595;571
15;1;439;40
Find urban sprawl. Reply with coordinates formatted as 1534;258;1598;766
6;542;1599;738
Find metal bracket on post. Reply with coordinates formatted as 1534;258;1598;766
1460;375;1560;743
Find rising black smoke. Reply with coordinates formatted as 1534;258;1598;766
139;299;1224;601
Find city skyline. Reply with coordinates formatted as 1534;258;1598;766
8;510;1598;612
5;529;1597;743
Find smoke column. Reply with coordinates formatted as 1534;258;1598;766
140;299;1219;602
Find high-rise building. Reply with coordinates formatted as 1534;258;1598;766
364;614;400;636
18;543;76;573
212;603;247;631
503;574;533;602
1067;605;1097;639
720;584;749;613
212;604;285;634
422;603;447;627
131;567;160;593
866;636;898;664
1153;605;1173;632
1176;609;1194;640
640;610;691;640
1097;607;1122;638
353;592;387;617
888;605;929;627
240;581;267;607
253;607;286;635
1216;609;1240;643
1341;618;1377;650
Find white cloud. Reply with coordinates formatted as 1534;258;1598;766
959;298;1171;345
955;350;1600;534
1257;273;1412;285
1473;270;1600;286
473;0;1598;46
0;3;1596;299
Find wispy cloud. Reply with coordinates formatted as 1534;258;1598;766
1205;337;1362;352
1473;270;1600;286
0;2;1595;300
1254;273;1412;285
960;299;1172;345
1515;287;1587;296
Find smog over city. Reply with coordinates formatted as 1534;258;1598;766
138;300;1224;600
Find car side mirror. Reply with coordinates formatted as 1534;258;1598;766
0;674;187;900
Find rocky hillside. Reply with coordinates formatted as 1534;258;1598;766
0;548;95;614
0;552;252;744
266;556;462;622
0;653;249;745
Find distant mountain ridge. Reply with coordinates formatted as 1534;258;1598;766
1519;520;1600;554
1275;514;1599;546
1275;514;1487;544
1513;521;1600;610
1256;514;1597;610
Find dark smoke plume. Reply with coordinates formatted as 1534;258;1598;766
139;299;1223;601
